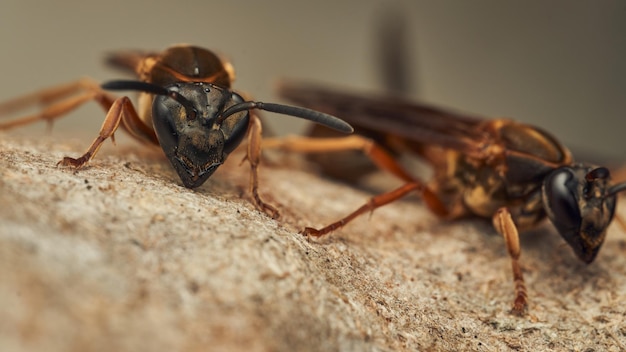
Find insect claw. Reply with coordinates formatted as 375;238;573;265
301;227;322;237
265;206;280;219
509;302;528;317
509;289;529;316
57;156;88;169
256;201;279;219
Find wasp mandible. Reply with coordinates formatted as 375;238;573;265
0;45;353;218
265;80;626;315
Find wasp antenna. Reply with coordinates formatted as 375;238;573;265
220;101;353;133
102;80;169;95
606;182;626;198
102;80;197;119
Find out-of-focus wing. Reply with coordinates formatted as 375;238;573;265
105;49;159;75
277;81;490;156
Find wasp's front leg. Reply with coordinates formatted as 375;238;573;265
58;96;146;168
245;113;280;219
0;78;157;169
493;207;528;316
0;78;112;130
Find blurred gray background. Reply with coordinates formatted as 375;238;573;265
1;0;625;160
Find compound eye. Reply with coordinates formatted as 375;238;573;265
544;167;582;233
586;167;609;181
221;92;250;154
152;95;180;156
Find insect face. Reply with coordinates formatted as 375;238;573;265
542;165;617;263
152;82;249;188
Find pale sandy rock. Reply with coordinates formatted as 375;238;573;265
1;132;625;351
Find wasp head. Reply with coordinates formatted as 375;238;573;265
542;165;620;263
152;82;249;188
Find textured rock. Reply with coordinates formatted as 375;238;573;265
1;132;626;351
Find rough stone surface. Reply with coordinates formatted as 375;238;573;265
1;132;626;351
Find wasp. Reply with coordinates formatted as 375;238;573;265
264;80;626;315
0;45;353;217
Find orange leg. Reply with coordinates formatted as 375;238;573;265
303;182;418;236
492;207;528;315
263;135;416;183
245;114;280;218
0;78;158;167
262;135;449;234
58;96;147;168
0;78;114;129
609;168;626;233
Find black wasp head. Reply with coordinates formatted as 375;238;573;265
151;82;249;188
542;165;619;263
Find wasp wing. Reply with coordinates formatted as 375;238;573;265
277;81;490;156
105;50;160;75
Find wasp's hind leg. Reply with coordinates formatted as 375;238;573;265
263;135;449;235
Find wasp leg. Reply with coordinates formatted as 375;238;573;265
609;168;626;232
0;78;115;130
262;135;448;233
301;182;414;236
263;135;416;183
301;179;447;237
246;113;280;219
58;96;153;168
0;78;158;167
492;207;528;316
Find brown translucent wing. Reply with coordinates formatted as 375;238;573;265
278;81;490;156
105;49;160;75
